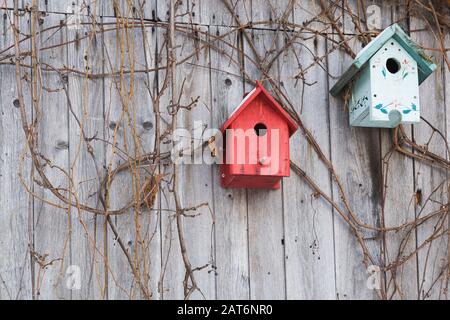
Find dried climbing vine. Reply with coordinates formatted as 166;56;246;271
1;0;449;299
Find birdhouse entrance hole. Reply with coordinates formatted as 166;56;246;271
254;123;267;136
386;58;400;74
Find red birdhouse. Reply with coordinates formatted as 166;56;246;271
220;81;298;189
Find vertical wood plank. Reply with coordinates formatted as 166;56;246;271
281;2;336;299
202;0;251;26
33;12;71;300
243;28;286;300
0;9;32;300
103;13;159;299
178;25;216;299
210;25;250;300
103;15;133;299
0;0;449;301
102;0;154;19
36;1;103;20
1;1;30;10
328;0;383;300
378;1;418;300
138;6;162;301
160;25;216;300
410;14;449;300
251;0;293;29
67;13;107;299
157;0;201;24
157;22;185;299
445;15;450;301
38;1;71;13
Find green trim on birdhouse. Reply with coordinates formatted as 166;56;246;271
330;24;437;97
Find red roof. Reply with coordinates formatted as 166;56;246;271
221;81;298;137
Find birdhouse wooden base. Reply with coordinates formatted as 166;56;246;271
220;167;282;190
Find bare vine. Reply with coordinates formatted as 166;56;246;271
1;0;449;299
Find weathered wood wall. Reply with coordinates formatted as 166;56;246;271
0;0;448;300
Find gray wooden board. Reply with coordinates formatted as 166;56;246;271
8;0;99;15
156;0;201;25
443;16;450;300
33;12;71;300
156;0;252;26
201;0;251;26
378;2;418;300
328;0;383;300
67;14;107;299
243;27;286;300
38;1;72;13
281;1;335;300
103;15;159;299
445;19;450;301
410;15;449;300
0;0;449;300
177;25;216;300
0;9;32;300
159;24;216;300
156;21;185;300
250;0;293;29
101;0;155;19
210;25;250;300
1;0;30;10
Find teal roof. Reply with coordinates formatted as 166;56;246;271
330;24;437;97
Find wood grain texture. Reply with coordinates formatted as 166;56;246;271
251;0;293;28
243;28;286;300
328;0;383;300
203;0;250;26
33;12;71;300
7;1;31;10
103;15;136;299
281;2;335;300
0;9;32;300
445;21;450;302
410;15;449;300
35;0;102;17
378;2;418;300
38;0;71;13
103;14;160;299
102;0;155;19
179;25;216;300
67;14;107;300
157;21;185;299
157;0;201;25
0;0;448;300
210;25;250;300
160;25;216;300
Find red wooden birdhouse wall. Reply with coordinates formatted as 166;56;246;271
220;81;298;189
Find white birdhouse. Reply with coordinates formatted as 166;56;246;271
330;24;437;128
